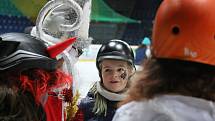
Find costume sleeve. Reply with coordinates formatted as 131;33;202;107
44;94;64;121
71;109;84;121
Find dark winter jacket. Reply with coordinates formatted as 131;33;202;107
79;92;118;121
134;47;147;65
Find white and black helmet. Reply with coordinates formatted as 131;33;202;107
0;33;76;73
96;39;135;70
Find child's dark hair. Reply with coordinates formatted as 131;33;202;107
0;86;46;121
124;58;215;104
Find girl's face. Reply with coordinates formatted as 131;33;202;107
101;59;132;93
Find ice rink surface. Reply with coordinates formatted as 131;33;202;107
74;61;99;98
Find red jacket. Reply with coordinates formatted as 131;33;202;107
44;92;64;121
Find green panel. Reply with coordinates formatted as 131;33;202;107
0;0;23;16
0;0;139;23
91;0;139;23
10;0;47;19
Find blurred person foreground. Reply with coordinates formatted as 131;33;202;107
113;0;215;121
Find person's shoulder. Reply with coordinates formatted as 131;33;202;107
116;101;145;114
112;101;146;121
113;100;173;121
79;92;95;109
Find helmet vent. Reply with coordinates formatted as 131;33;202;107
172;26;180;35
0;41;20;58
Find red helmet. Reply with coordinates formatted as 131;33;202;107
152;0;215;66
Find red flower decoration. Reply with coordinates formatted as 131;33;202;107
62;88;73;102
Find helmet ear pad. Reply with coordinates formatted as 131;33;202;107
0;39;20;58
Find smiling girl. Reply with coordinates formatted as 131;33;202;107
75;40;135;121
